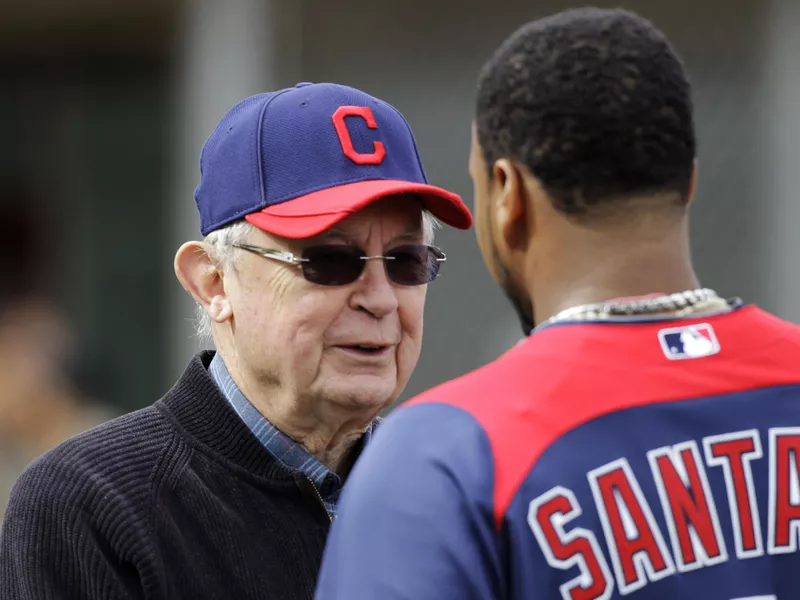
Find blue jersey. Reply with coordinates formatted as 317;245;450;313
315;306;800;600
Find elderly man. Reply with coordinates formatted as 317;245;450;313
0;82;471;600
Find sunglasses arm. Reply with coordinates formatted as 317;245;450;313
232;243;307;266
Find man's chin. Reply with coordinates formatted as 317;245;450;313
501;286;534;335
512;302;535;335
325;375;397;412
490;248;534;335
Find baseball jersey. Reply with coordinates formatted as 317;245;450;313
315;305;800;599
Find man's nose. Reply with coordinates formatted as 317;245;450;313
349;258;400;319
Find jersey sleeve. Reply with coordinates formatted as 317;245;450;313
315;403;502;600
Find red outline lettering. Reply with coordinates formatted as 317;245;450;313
649;441;727;571
768;428;800;554
529;486;614;600
589;459;675;595
704;430;764;559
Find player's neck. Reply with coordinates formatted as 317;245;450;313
530;224;700;324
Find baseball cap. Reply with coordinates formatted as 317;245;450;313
195;82;473;238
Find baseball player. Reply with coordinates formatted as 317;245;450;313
315;8;800;600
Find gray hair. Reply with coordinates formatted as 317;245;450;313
194;210;440;346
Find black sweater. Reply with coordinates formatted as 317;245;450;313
0;352;332;599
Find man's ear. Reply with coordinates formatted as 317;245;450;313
174;242;233;324
492;159;529;252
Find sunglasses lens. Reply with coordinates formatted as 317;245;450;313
386;245;443;286
300;245;365;286
300;244;444;286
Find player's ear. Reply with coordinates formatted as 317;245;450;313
492;159;529;253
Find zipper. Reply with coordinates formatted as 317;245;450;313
305;476;333;523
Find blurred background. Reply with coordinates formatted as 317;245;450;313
1;0;799;515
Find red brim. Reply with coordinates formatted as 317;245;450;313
244;180;473;239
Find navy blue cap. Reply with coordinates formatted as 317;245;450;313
194;82;472;238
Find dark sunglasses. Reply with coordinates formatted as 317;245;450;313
231;242;446;286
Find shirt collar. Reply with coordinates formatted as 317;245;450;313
207;352;380;497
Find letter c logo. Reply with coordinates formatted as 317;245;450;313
332;106;387;165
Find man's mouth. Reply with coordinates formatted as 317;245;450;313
336;344;390;356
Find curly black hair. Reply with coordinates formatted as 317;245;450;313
475;8;696;217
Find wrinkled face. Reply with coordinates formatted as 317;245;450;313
224;195;428;414
469;125;534;334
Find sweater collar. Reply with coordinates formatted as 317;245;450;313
157;351;297;482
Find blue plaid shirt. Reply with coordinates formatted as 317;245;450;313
208;353;378;519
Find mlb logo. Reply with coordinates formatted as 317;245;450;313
658;323;720;360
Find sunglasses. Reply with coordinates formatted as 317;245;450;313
232;242;446;286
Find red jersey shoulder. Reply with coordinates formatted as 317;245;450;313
409;306;800;413
404;306;800;529
405;337;548;411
